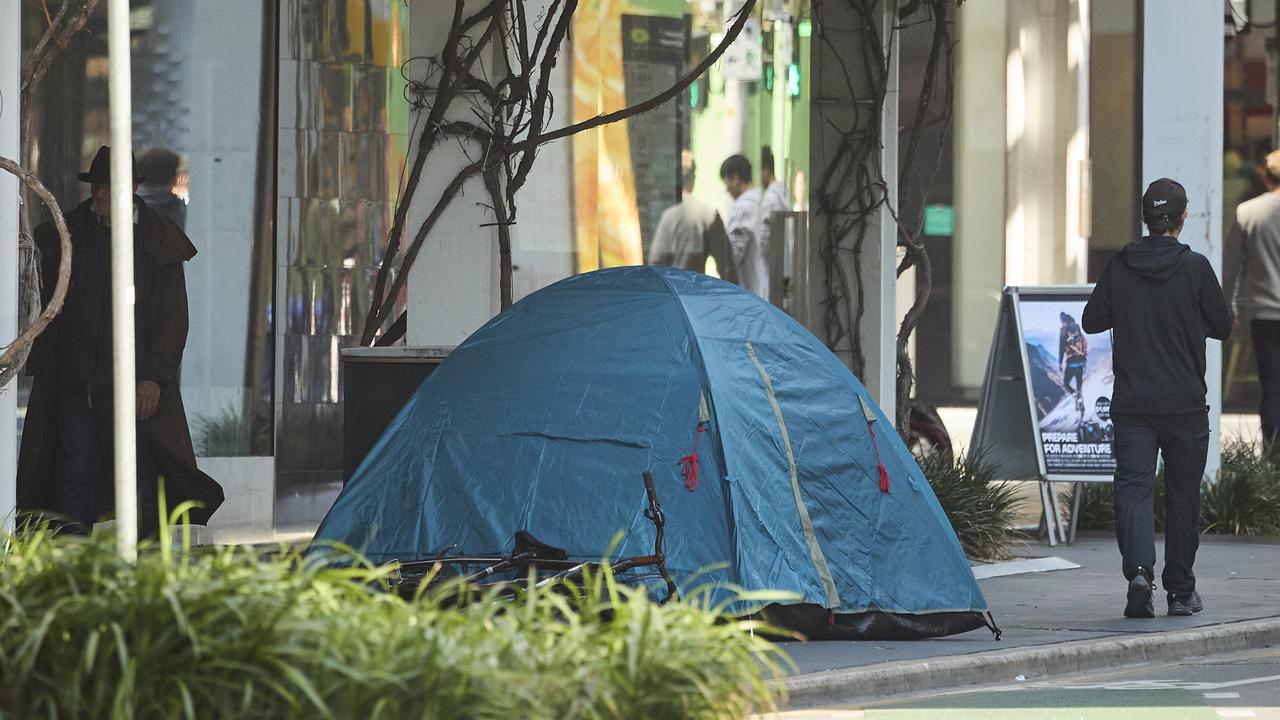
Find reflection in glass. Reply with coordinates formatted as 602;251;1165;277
19;0;276;458
274;0;409;531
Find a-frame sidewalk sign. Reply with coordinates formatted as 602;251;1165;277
971;285;1117;546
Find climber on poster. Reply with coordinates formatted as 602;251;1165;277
1059;312;1089;412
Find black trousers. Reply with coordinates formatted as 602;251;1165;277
1112;410;1208;594
54;389;161;541
1254;320;1280;443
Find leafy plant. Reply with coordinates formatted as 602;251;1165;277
0;514;788;719
192;407;270;457
919;451;1022;560
1200;440;1280;535
1063;482;1115;532
1067;440;1280;536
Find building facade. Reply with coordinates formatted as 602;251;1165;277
1;0;1242;538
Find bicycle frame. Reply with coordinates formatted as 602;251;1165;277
392;471;678;602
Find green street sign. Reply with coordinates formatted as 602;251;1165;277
924;204;954;237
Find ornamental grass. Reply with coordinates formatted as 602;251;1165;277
0;508;789;720
1068;439;1280;536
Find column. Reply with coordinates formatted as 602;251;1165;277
1006;0;1079;287
953;0;1008;392
808;0;898;418
404;0;500;347
1142;0;1225;476
1;0;19;526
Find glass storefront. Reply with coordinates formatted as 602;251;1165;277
274;0;410;532
19;0;412;537
18;0;809;536
21;0;276;461
943;1;1263;421
1222;6;1272;413
21;0;1261;537
512;0;812;302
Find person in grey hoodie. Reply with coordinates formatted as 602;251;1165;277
1083;178;1232;619
1228;150;1280;443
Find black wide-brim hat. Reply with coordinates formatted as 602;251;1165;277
77;145;144;184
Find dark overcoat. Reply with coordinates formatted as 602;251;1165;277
17;198;224;525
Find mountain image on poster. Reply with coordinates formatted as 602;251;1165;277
1018;296;1117;475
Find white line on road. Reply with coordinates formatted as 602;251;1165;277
1216;711;1256;718
1038;672;1280;691
1205;692;1241;699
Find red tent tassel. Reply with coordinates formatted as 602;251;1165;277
867;422;891;493
679;422;707;492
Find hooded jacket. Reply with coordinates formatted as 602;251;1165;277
1082;236;1231;415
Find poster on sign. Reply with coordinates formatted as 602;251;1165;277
971;286;1116;546
1015;293;1117;476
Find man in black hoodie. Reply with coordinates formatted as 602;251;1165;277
1083;178;1232;618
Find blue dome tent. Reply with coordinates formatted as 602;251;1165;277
314;267;995;639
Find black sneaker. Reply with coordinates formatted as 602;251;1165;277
1124;573;1155;618
1168;591;1204;616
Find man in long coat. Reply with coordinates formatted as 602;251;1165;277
17;146;223;538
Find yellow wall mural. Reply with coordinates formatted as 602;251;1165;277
572;0;646;272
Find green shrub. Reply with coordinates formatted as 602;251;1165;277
1201;440;1280;535
919;451;1022;560
0;521;788;720
1063;483;1115;532
1067;440;1280;536
192;407;271;457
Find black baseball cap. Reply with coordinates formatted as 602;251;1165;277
1142;178;1187;221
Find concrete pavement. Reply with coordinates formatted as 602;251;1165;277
778;534;1280;707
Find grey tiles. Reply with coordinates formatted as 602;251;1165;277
274;0;410;525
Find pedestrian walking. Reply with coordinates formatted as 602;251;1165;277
136;147;187;230
719;154;767;299
1227;150;1280;445
1082;177;1231;618
759;145;789;255
648;151;737;283
16;145;223;540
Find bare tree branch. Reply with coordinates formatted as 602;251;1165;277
361;0;763;344
0;156;71;388
892;0;955;436
810;0;957;440
9;0;99;383
482;164;514;310
360;0;505;344
507;0;578;195
21;0;98;97
512;0;758;152
366;159;487;335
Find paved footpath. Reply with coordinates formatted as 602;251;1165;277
777;535;1280;708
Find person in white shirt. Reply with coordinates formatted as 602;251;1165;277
720;154;767;299
760;145;790;247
